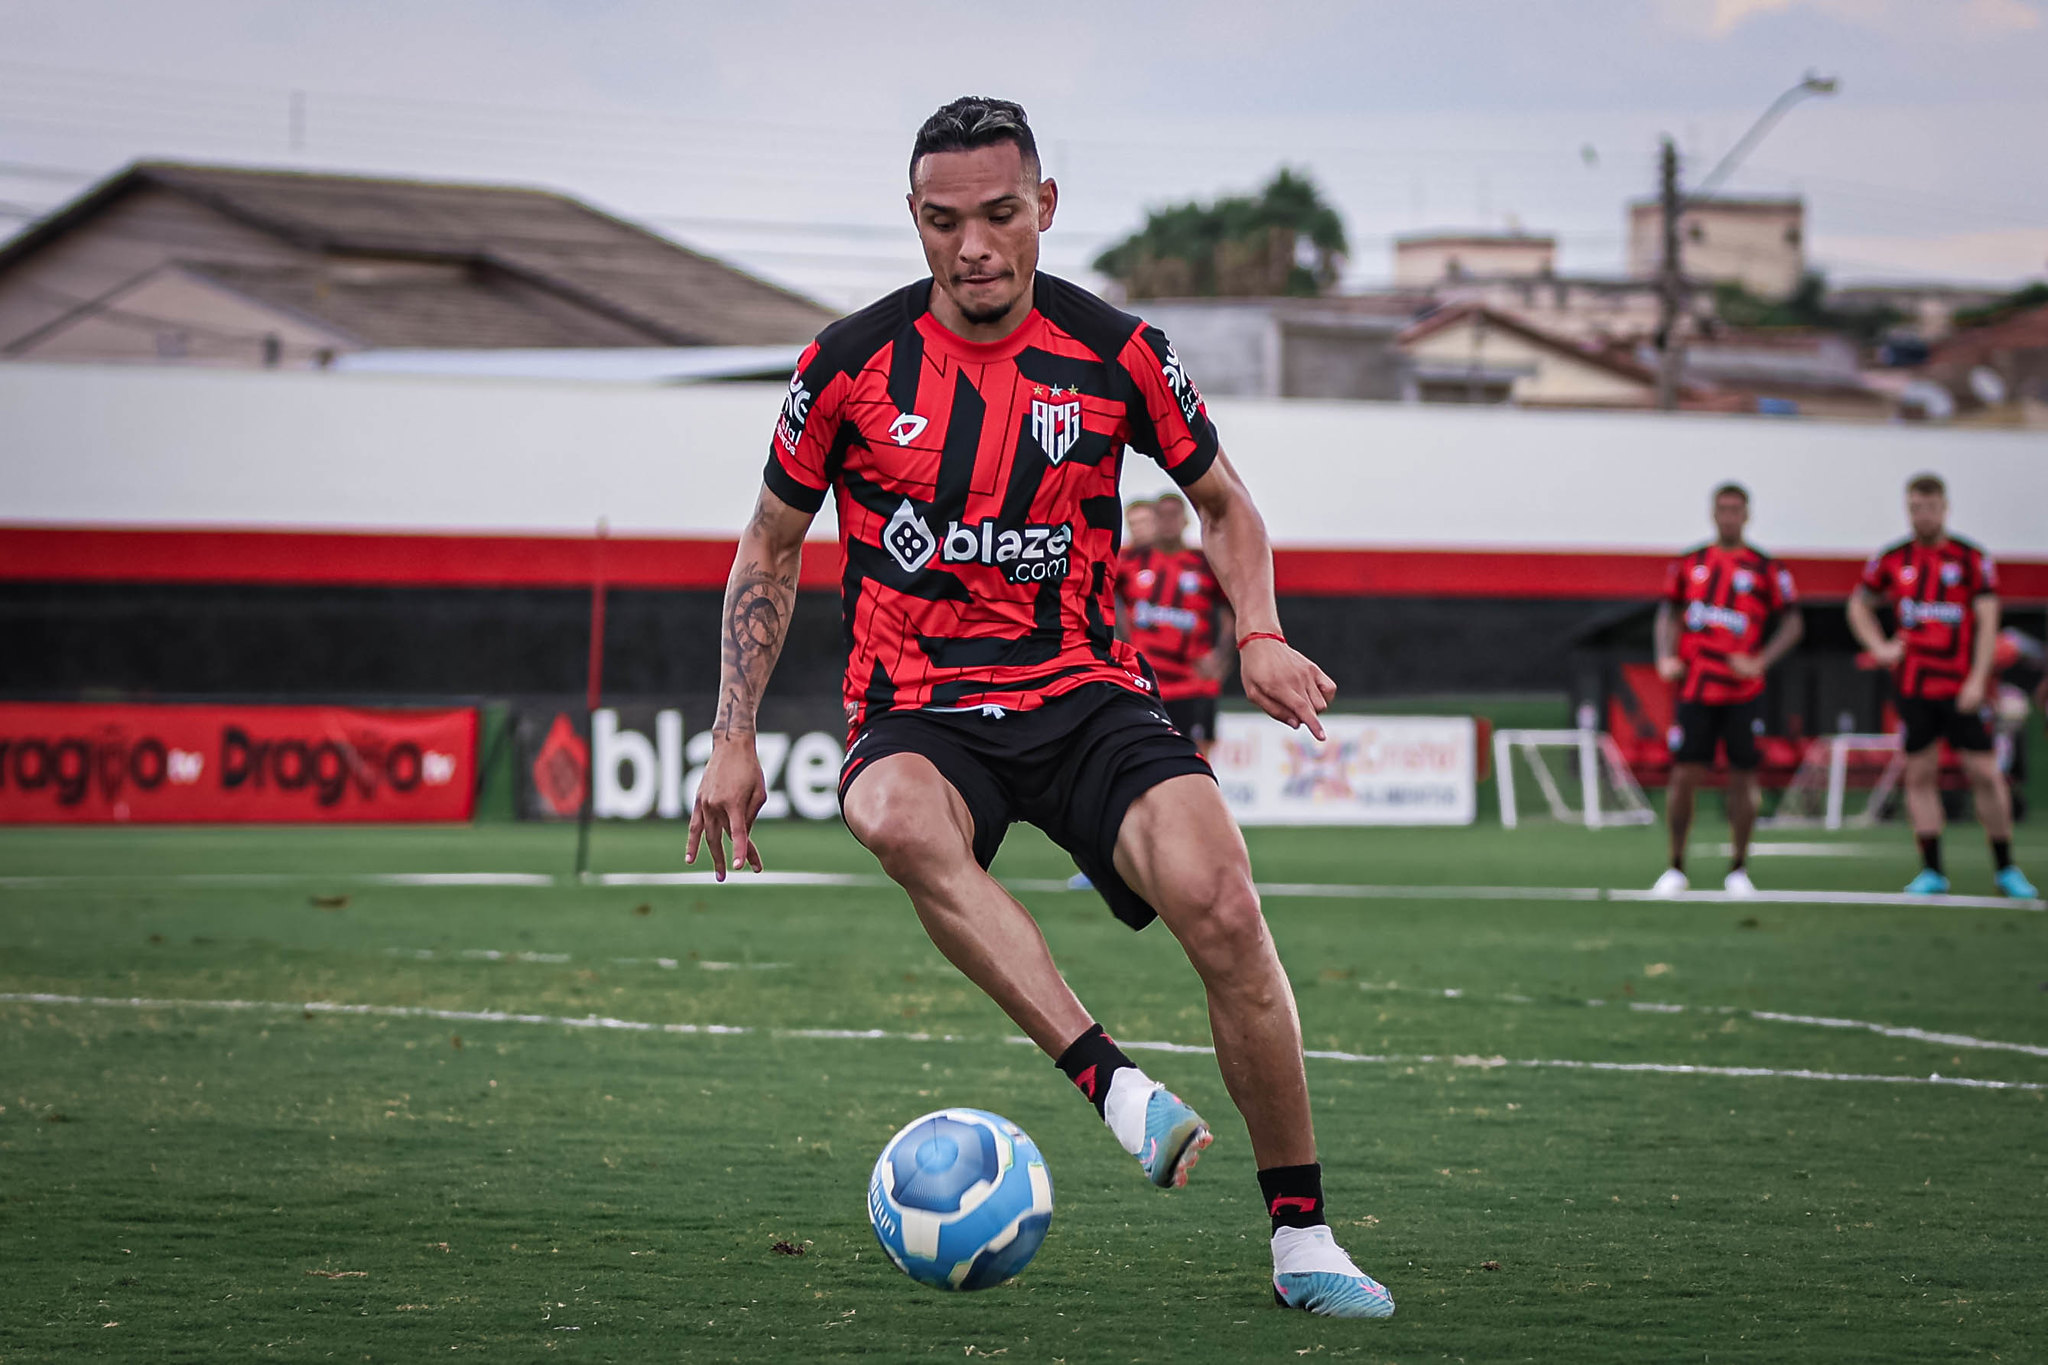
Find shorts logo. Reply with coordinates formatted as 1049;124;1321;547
889;412;928;446
1031;396;1083;464
941;518;1074;583
882;498;938;574
776;372;812;454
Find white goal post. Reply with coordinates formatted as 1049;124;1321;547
1759;734;1904;830
1494;728;1656;830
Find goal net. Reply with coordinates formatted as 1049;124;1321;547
1760;734;1904;830
1494;728;1655;830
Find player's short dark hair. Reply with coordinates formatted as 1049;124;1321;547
1711;482;1749;505
1153;491;1186;509
910;96;1040;185
1907;473;1946;498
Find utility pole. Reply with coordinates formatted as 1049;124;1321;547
1655;137;1683;412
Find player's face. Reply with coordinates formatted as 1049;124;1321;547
1125;504;1157;550
1908;490;1946;540
910;142;1056;330
1154;499;1187;543
1712;494;1748;544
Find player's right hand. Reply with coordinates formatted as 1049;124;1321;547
1869;638;1906;668
1655;656;1686;683
1241;638;1337;742
687;737;768;881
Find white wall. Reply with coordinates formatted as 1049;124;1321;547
5;362;2046;559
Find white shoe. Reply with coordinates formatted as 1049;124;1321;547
1723;869;1757;896
1651;868;1689;896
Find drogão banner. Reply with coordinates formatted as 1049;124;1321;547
0;702;477;824
513;698;846;822
1208;712;1478;826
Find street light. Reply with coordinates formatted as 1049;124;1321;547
1655;72;1841;410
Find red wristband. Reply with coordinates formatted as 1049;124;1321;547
1237;631;1287;650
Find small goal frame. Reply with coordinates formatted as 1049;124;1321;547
1758;733;1904;831
1494;728;1656;830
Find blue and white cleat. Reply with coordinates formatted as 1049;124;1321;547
1996;866;2039;900
1066;871;1095;891
1136;1087;1211;1188
1272;1225;1395;1319
1904;869;1951;895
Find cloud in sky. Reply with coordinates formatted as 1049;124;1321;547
1666;0;2040;38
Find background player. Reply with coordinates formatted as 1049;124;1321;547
1123;496;1159;559
687;97;1393;1319
1848;474;2036;899
1651;483;1804;895
1117;491;1235;752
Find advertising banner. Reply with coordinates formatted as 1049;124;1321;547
0;702;476;824
512;697;846;822
1209;712;1477;826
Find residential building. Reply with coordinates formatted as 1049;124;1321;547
1628;195;1805;299
1393;231;1555;287
1397;304;1678;408
1135;296;1424;401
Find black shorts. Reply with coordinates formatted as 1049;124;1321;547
838;683;1214;930
1897;695;1993;754
1670;698;1764;770
1163;695;1219;746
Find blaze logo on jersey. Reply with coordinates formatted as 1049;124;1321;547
1031;397;1083;464
942;518;1074;583
883;499;938;573
889;412;928;446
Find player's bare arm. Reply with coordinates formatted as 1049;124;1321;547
1846;586;1903;666
687;486;813;880
1183;452;1335;740
1731;606;1805;678
1653;601;1684;682
1957;594;2001;711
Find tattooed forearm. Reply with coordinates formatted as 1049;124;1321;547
711;498;803;740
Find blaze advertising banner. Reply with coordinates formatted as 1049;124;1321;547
0;702;477;824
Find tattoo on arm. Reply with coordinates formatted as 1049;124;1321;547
711;502;801;740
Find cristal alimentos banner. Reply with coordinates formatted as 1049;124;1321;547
0;702;476;823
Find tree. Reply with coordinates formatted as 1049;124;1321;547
1092;168;1347;300
1711;272;1900;347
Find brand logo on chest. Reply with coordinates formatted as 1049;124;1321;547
1032;394;1084;464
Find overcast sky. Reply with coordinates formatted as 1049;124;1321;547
3;0;2044;309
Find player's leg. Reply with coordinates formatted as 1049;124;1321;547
1113;773;1392;1318
1721;702;1764;894
1657;703;1712;892
841;752;1090;1053
1952;714;2036;896
1895;698;1949;893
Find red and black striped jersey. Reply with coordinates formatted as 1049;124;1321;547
1115;545;1224;701
1858;535;1997;700
1662;542;1797;704
764;274;1221;734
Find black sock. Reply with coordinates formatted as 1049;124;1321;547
1671;854;1685;874
1918;835;1943;875
1992;839;2013;872
1729;851;1746;873
1054;1023;1134;1119
1257;1163;1327;1232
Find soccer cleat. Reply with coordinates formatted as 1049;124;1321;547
1723;869;1757;896
1066;871;1095;891
1903;868;1950;896
1996;866;2039;900
1650;868;1689;896
1136;1087;1211;1188
1272;1225;1395;1319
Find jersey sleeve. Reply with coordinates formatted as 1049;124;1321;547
1771;562;1799;609
1858;553;1890;597
1118;324;1221;487
1974;548;1999;596
1662;558;1687;605
762;341;844;515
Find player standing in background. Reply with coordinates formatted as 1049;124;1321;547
1650;484;1804;896
1117;491;1235;752
1123;496;1158;560
1848;474;2037;899
688;97;1393;1318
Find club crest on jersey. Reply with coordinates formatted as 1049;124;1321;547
882;499;938;574
941;518;1074;583
1179;570;1203;594
1732;569;1754;593
889;412;928;446
1940;561;1963;586
1031;397;1084;464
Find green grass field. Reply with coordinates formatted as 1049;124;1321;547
3;813;2045;1363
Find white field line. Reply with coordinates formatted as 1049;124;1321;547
1;870;2038;911
2;991;2040;1093
381;947;789;971
1353;982;2048;1060
1701;842;1887;858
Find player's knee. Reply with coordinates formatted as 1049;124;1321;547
846;800;970;885
1178;875;1269;974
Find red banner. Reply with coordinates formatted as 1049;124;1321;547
0;702;477;824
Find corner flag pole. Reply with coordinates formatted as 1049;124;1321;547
574;517;609;882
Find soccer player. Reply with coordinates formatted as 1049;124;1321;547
688;97;1393;1319
1123;496;1159;559
1651;483;1804;896
1847;474;2037;898
1117;491;1235;752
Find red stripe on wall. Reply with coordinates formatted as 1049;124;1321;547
3;525;2044;601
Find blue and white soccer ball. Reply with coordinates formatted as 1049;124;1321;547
867;1107;1053;1291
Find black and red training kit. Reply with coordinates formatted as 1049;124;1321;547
1859;535;1998;753
777;274;1218;926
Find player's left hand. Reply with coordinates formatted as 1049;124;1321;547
1194;648;1230;682
1728;652;1764;679
1958;676;1988;712
1240;638;1336;741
